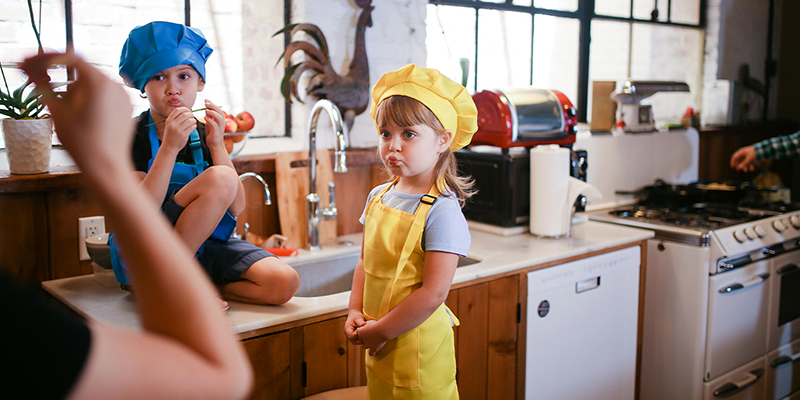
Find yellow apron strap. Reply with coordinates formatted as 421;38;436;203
378;183;441;317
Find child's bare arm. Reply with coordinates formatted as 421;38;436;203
345;240;367;344
138;107;196;205
356;250;458;355
203;100;246;216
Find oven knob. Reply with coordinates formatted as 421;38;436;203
744;228;758;240
754;225;767;238
733;230;748;243
790;215;800;229
773;219;788;233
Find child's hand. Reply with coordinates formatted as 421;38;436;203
162;107;197;152
344;310;366;345
356;320;387;356
203;99;226;151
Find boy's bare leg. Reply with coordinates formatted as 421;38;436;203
218;258;300;305
172;166;239;253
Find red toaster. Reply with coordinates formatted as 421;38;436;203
470;88;578;148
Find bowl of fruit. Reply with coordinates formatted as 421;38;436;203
223;111;255;159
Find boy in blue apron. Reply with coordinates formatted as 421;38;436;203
114;21;299;305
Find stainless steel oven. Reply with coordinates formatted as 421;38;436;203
586;186;800;400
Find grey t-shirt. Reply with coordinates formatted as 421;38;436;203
360;182;471;257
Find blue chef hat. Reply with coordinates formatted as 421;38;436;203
119;21;213;92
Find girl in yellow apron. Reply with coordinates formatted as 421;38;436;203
344;64;478;399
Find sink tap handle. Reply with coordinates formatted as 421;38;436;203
322;182;338;220
328;182;336;208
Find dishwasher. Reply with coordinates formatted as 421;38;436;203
526;246;641;400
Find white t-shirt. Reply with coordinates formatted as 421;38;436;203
360;182;471;257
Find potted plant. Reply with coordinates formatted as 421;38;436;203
0;0;54;174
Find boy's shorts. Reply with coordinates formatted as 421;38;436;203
163;189;274;284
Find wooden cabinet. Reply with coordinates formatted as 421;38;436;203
244;316;367;400
448;275;521;400
244;274;521;400
0;187;103;286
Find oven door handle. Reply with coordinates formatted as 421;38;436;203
713;368;765;398
777;264;799;275
718;273;771;293
771;350;800;368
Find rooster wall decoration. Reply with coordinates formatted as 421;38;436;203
273;0;374;135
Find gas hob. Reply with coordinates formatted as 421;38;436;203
586;195;800;271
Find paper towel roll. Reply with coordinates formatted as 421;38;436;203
530;145;571;237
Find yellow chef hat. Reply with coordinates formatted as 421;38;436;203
370;64;478;151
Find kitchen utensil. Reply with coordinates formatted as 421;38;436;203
265;248;299;257
275;150;336;250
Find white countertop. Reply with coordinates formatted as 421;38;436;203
42;220;653;337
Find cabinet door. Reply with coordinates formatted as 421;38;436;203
303;317;349;396
452;275;520;400
243;330;292;400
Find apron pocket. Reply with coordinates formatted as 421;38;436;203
366;326;420;388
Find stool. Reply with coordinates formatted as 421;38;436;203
300;386;367;400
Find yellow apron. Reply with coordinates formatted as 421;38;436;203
362;180;459;400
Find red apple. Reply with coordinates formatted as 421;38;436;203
235;111;255;132
224;118;239;133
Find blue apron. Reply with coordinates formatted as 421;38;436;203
110;111;237;285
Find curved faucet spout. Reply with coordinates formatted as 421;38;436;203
239;172;272;205
307;99;348;251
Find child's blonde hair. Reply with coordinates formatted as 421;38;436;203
375;95;476;207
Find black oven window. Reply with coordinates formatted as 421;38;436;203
778;265;800;326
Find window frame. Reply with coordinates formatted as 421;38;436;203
429;0;706;122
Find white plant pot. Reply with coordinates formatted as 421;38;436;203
2;119;53;174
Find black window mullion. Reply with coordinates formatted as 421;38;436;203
577;0;594;123
530;13;535;87
473;7;479;92
64;0;74;80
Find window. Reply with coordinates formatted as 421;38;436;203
426;0;704;125
1;0;261;148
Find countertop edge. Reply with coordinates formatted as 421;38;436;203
42;221;654;338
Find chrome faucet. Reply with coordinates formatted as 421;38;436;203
233;172;272;239
307;99;348;251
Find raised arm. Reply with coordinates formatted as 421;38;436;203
22;52;252;400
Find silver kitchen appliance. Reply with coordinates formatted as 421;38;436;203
586;184;800;400
611;80;690;132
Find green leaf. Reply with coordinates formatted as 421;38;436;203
0;109;22;119
12;80;31;103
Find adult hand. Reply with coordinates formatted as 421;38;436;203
203;99;226;151
20;52;134;175
730;145;759;172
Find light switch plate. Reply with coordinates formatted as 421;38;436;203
79;216;105;261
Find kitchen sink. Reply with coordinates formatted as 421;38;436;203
289;252;481;298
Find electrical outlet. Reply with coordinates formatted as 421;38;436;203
79;216;106;261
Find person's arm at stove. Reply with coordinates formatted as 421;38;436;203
731;131;800;172
22;52;253;400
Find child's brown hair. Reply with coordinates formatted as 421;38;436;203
375;95;476;206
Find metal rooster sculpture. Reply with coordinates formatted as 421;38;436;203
274;0;373;134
